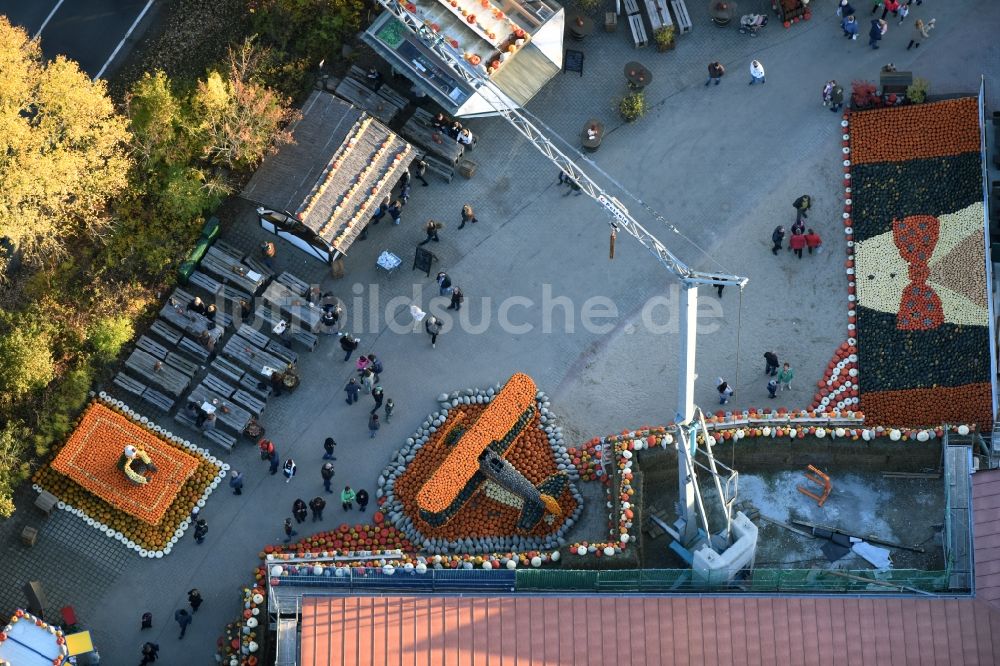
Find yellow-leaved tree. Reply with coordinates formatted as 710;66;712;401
0;17;131;272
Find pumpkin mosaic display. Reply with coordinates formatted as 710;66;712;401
844;97;991;427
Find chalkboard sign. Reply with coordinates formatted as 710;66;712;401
413;247;437;276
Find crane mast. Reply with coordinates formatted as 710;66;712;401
371;0;753;563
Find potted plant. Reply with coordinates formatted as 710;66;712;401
618;91;646;122
906;78;930;104
654;25;675;51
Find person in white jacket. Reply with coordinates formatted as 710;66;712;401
749;60;765;85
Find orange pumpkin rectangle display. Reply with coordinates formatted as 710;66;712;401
50;403;200;525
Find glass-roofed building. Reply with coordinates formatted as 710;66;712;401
363;0;565;117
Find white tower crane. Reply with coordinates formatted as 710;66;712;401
372;2;758;573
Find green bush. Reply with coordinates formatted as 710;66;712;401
0;421;30;518
618;91;647;122
0;318;56;401
88;316;134;362
572;0;602;13
906;77;930;104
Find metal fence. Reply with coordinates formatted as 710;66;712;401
275;567;516;593
514;568;952;594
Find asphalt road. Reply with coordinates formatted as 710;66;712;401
0;0;161;78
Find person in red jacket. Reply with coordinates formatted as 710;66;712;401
789;232;807;259
804;229;823;254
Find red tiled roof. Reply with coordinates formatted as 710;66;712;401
974;469;1000;610
301;595;1000;665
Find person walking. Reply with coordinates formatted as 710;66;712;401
323;437;337;460
282;517;297;543
360;368;375;394
748;60;765;85
458;204;478;229
869;18;887;49
705;61;725;86
717;378;734;405
341;486;356;511
715;283;725;298
345;378;361;405
879;0;900;19
425;316;443;348
907;18;935;49
448;286;464;311
193;518;208;544
340;333;360;362
360;197;390;240
292;498;307;524
829;83;845;112
384;398;394;423
778;363;795;391
771;226;785;255
415;158;429;186
268;449;280;475
368;413;381;438
356;488;370;512
174;609;192;639
371;386;384;414
368;354;384;382
896;1;909;24
837;0;855;17
822;80;835;107
764;351;780;376
140;641;160;665
141;611;154;630
309;496;326;522
283;458;297;483
842;13;859;39
436;271;453;296
187;589;203;613
790;231;806;259
767;378;779;399
791;219;806;237
805;229;823;254
321;462;335;493
388;199;402;225
229;470;244;495
400;179;412;206
355;354;371;376
259;240;276;271
418;219;442;245
793;195;811;222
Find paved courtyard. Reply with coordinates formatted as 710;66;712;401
1;0;998;663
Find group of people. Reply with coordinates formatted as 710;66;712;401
770;195;823;259
764;351;796;398
836;1;935;50
138;588;201;661
342;352;394;437
432;112;476;146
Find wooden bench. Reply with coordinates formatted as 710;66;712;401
644;0;672;31
188;384;252;435
628;13;649;47
236;323;271;349
164;351;200;377
35;490;59;516
150;319;183;346
202;373;237;398
188;270;222;296
232;389;266;417
240;373;272;399
265;339;298;365
623;0;640;13
136;335;168;360
243;256;275;280
411;107;436;127
212;239;245;262
420;153;455;183
114;373;148;398
276;271;310;296
140;386;175;413
175;410;236;453
223;335;290;378
211;357;246;384
670;0;692;33
172;287;233;328
254;306;319;351
880;70;913;95
178;336;211;361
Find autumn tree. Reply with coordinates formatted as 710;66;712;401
192;39;298;171
0;17;131;273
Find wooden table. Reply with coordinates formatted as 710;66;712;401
125;349;191;397
200;246;266;295
401;118;464;165
159;302;212;338
188;384;252;435
581;119;605;153
223;337;291;378
262;282;324;332
625;61;652;89
569;14;595;39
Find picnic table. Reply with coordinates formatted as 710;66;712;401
188;384;252;435
401;118;464;165
262;282;323;332
200;246;267;295
158;301;213;339
223;336;291;378
125;349;192;397
625;61;652;89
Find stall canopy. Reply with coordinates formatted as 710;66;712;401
0;609;70;665
241;91;415;260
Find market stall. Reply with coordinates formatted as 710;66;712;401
0;609;71;665
241;91;415;275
